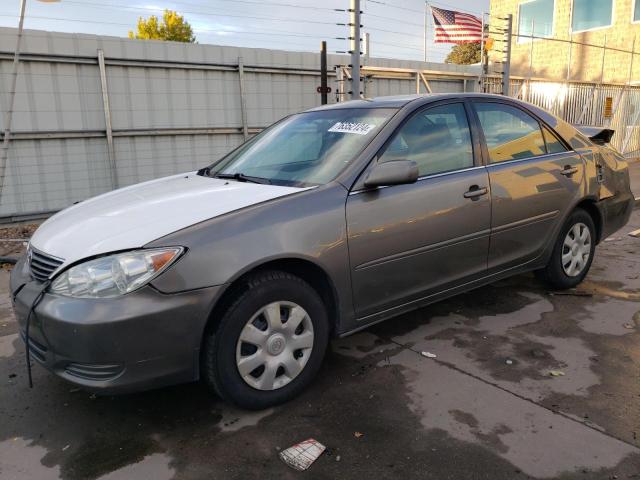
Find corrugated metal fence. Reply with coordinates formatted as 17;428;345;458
0;27;477;220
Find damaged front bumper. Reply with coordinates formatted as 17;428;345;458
10;256;222;394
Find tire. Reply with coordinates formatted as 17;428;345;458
535;208;596;290
202;270;329;410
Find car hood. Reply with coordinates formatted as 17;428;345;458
30;172;307;268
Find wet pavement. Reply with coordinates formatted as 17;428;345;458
1;210;639;479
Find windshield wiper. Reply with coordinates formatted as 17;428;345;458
213;172;272;185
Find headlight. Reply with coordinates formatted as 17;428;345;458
50;247;184;298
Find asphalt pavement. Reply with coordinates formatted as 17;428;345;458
0;212;639;480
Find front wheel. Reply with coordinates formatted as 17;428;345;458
535;208;596;290
202;271;329;410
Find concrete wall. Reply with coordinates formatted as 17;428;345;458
0;27;477;219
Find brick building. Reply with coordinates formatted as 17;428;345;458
489;0;640;83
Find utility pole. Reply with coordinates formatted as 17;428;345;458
424;2;429;62
349;0;361;100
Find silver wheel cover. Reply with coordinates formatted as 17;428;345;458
235;301;314;391
562;222;591;277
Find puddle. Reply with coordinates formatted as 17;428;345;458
96;453;174;480
51;435;163;480
0;437;61;479
216;406;274;433
578;299;639;335
332;331;397;359
381;349;637;478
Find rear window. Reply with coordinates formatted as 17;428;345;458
474;102;546;163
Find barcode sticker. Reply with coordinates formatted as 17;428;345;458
328;122;376;135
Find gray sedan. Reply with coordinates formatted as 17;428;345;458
10;94;634;409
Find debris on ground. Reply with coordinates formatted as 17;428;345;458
548;290;593;297
505;359;514;365
623;323;635;329
354;431;364;438
549;370;566;377
628;228;640;238
279;438;326;471
604;237;619;242
530;349;547;359
0;223;39;257
62;444;70;451
420;351;437;358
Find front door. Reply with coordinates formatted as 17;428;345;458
470;100;583;271
346;102;491;319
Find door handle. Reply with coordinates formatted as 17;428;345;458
463;185;488;199
560;165;578;176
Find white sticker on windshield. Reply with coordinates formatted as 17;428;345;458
328;122;376;135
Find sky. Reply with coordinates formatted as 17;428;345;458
1;0;489;62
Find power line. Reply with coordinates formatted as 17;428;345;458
19;3;341;27
0;14;343;41
365;12;425;29
68;0;341;12
366;0;424;15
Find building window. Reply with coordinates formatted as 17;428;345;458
571;0;613;32
634;0;640;22
518;0;554;41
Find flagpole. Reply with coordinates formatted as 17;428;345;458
479;12;486;92
424;2;429;63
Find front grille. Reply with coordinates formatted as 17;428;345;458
29;247;64;282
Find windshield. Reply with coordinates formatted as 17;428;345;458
206;108;397;187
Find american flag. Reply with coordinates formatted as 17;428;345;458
431;6;483;44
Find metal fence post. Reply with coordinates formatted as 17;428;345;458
97;49;118;189
502;14;513;96
349;0;362;99
320;41;328;105
0;0;28;200
238;57;249;141
608;36;635;127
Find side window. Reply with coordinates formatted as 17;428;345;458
474;102;546;163
542;126;568;154
379;103;474;176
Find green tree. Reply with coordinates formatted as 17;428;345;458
445;42;481;65
128;10;195;43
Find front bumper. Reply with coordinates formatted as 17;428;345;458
10;256;222;394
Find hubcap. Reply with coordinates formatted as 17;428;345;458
562;222;591;277
235;301;314;391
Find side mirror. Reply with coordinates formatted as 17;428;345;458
364;160;419;189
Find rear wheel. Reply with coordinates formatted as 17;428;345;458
202;270;329;410
535;208;596;289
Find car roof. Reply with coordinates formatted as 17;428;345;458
305;93;512;111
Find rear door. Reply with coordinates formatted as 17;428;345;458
470;100;583;271
346;101;491;318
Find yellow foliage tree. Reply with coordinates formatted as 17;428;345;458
128;10;195;43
